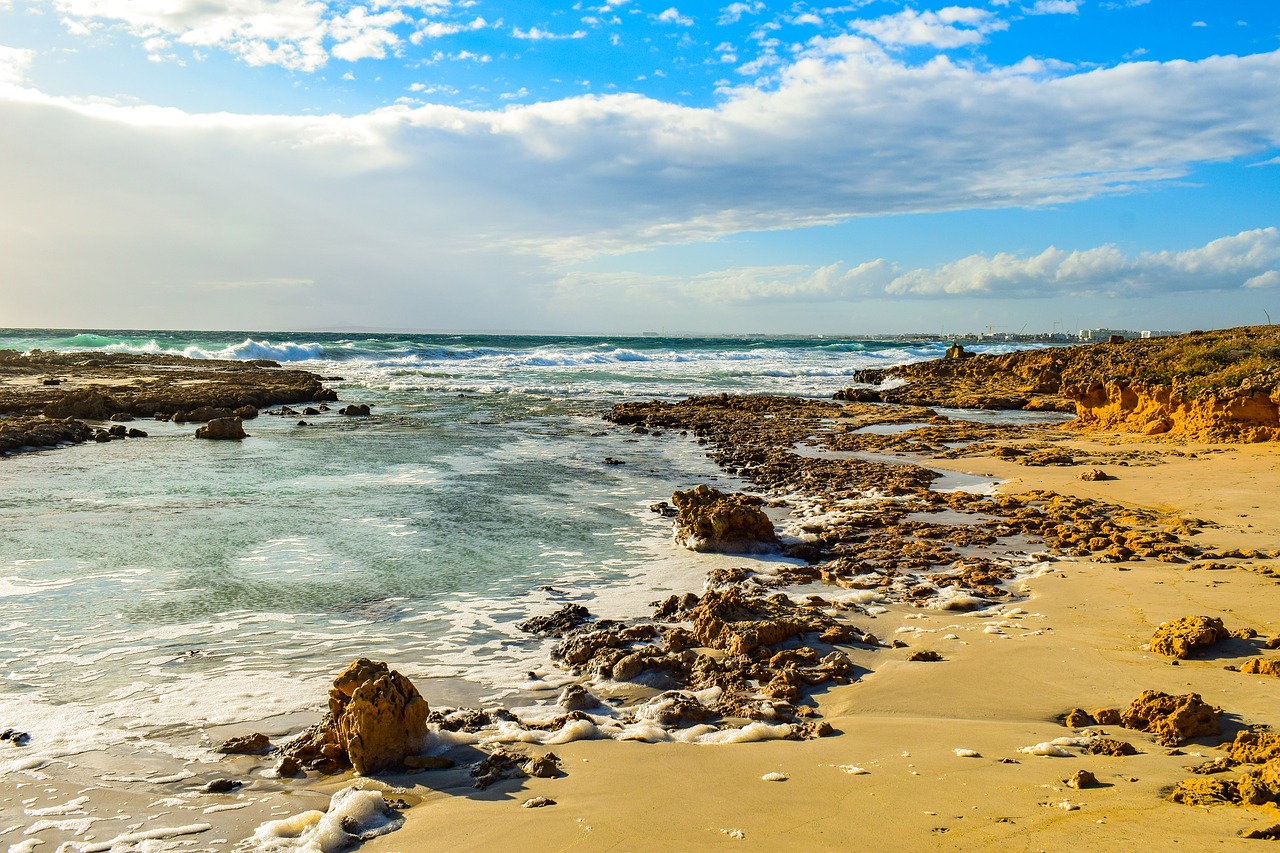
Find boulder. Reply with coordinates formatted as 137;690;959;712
671;485;778;554
340;404;371;416
1119;690;1221;747
1148;615;1229;659
217;732;272;754
690;586;840;656
276;658;429;776
1240;658;1280;677
195;416;247;440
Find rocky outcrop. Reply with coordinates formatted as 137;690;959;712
671;485;778;554
1171;731;1280;809
0;416;94;455
1119;690;1221;747
1067;381;1280;441
1148;616;1230;659
1240;658;1280;677
195;416;247;440
278;658;429;775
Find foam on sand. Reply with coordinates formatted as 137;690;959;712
252;786;403;853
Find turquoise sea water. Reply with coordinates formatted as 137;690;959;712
0;329;1037;848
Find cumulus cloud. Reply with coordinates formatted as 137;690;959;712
591;229;1280;306
0;45;35;84
884;228;1280;297
512;26;587;40
719;2;763;25
1026;0;1079;14
851;6;1009;48
656;7;694;26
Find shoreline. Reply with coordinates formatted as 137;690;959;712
3;342;1279;849
356;428;1280;851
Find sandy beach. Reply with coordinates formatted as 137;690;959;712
356;436;1280;852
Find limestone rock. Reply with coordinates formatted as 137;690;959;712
1228;731;1280;766
671;485;779;554
195;416;247;440
517;604;592;637
340;404;371;416
690;587;837;656
42;389;117;419
1063;708;1094;728
1078;468;1110;481
335;664;430;775
1067;770;1098;789
217;732;272;754
1084;738;1138;757
277;658;429;776
1148;616;1229;659
1120;690;1221;747
1240;658;1280;677
1093;708;1122;726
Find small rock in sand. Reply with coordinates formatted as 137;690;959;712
521;796;556;809
761;772;789;782
1067;770;1098;789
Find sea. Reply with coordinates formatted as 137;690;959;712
0;329;1042;851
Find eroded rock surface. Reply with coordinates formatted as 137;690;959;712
1148;616;1230;659
1120;690;1221;747
671;485;779;554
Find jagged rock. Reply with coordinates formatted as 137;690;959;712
1228;731;1280;765
1067;770;1098;789
195;416;247;440
670;485;779;554
1078;468;1110;481
42;389;118;419
690;587;838;656
517;604;592;637
217;732;272;754
1119;690;1221;747
471;748;527;789
633;691;716;728
556;684;600;712
1149;616;1229;659
523;752;561;779
908;650;943;662
1062;708;1094;728
1169;776;1238;806
1085;738;1138;757
1240;825;1280;840
276;658;429;776
1240;658;1280;677
1093;708;1122;726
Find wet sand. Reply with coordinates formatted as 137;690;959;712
361;436;1280;851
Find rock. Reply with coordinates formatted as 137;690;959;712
339;404;371;416
1067;770;1098;789
1119;690;1221;747
1227;731;1280;765
202;779;242;794
195;416;247;440
690;587;841;656
1078;468;1109;481
471;748;527;789
404;755;455;770
233;405;259;419
174;406;234;423
275;756;302;777
217;732;272;755
523;752;561;779
1240;824;1280;840
42;389;117;419
670;485;779;554
41;378;61;385
1021;449;1074;466
1240;658;1280;677
633;691;716;728
521;796;556;809
1148;616;1229;659
1169;776;1238;806
276;658;429;776
649;501;678;517
334;662;431;775
517;604;593;637
127;428;148;438
907;650;943;662
1093;708;1122;726
1063;708;1094;728
0;729;30;746
602;457;625;465
109;412;134;422
556;685;600;712
1084;738;1138;757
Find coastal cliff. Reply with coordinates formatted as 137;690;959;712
843;325;1280;441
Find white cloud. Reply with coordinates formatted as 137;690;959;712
1192;21;1207;28
1026;0;1079;14
851;7;1009;49
719;2;763;25
0;45;36;85
411;16;487;43
512;26;587;40
657;7;694;26
883;228;1280;297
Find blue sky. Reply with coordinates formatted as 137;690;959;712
1;0;1278;334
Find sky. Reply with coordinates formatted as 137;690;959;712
1;0;1278;335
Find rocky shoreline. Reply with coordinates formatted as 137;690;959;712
0;349;340;453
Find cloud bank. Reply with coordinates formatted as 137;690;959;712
2;36;1279;328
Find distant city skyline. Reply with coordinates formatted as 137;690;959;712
1;0;1277;335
